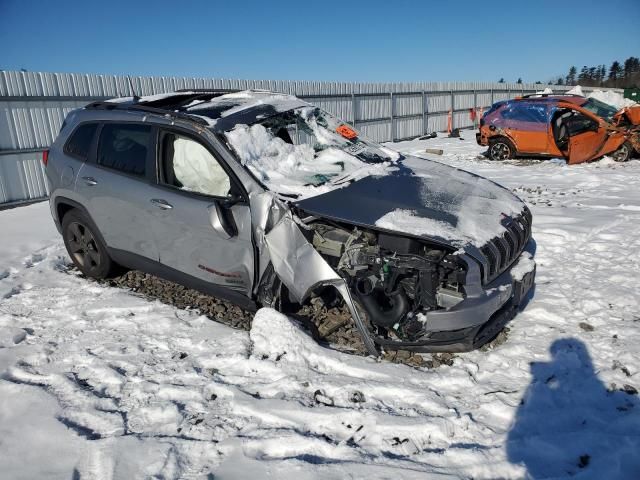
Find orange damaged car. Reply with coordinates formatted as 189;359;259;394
476;94;640;164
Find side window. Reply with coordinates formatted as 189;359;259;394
161;132;231;197
500;103;548;123
97;124;151;176
64;123;98;160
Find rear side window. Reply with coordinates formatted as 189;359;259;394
64;123;98;160
500;103;548;123
97;124;151;176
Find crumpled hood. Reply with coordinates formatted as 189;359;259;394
295;155;527;249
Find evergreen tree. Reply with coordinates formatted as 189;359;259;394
609;61;622;83
517;77;522;84
624;57;633;78
566;66;577;85
624;57;640;87
498;78;505;83
598;65;606;85
558;58;639;88
556;77;564;86
578;66;589;83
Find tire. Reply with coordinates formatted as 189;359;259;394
612;141;632;163
488;137;516;161
61;209;117;279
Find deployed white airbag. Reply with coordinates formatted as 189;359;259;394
173;137;230;197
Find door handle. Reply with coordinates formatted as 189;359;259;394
150;198;173;210
82;176;98;186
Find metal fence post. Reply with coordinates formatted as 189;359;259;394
473;89;477;129
490;88;494;105
351;93;357;128
450;89;455;131
422;90;427;135
390;92;394;142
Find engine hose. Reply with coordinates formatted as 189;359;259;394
354;278;409;328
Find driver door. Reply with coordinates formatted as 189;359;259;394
148;128;254;295
565;111;607;165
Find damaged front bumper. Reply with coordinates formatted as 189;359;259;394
265;213;535;357
373;245;536;353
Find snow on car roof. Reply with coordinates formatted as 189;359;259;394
104;90;310;131
183;90;310;131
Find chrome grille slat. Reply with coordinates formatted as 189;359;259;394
503;231;516;258
495;237;509;270
511;221;525;249
479;210;533;284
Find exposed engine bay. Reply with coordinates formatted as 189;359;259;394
305;221;467;341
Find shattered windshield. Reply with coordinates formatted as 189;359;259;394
581;98;619;122
224;107;400;198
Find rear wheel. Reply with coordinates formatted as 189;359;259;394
488;138;516;161
62;210;116;279
612;141;632;162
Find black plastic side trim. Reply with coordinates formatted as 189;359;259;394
107;247;258;312
53;197;105;241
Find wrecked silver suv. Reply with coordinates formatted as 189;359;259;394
45;90;535;356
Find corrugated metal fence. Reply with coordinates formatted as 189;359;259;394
0;70;622;205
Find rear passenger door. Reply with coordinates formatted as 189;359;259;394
147;128;254;295
501;102;550;153
75;122;160;261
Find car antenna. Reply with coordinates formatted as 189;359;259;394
127;75;140;103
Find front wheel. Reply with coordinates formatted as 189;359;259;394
488;138;516;161
612;141;632;163
62;210;117;279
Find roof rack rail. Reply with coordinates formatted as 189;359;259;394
520;93;584;99
85;101;209;126
175;88;241;94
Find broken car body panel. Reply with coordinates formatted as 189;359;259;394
477;95;639;164
50;90;536;356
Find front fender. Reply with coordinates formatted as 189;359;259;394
264;214;378;355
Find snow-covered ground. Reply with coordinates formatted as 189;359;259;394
1;132;640;479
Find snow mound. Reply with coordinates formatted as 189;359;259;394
566;86;635;109
588;89;636;109
0;326;27;347
566;85;584;96
250;308;321;364
250;308;386;379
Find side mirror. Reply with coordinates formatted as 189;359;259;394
208;201;238;239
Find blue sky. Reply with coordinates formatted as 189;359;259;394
1;0;639;83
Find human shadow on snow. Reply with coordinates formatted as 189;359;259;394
507;338;640;479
